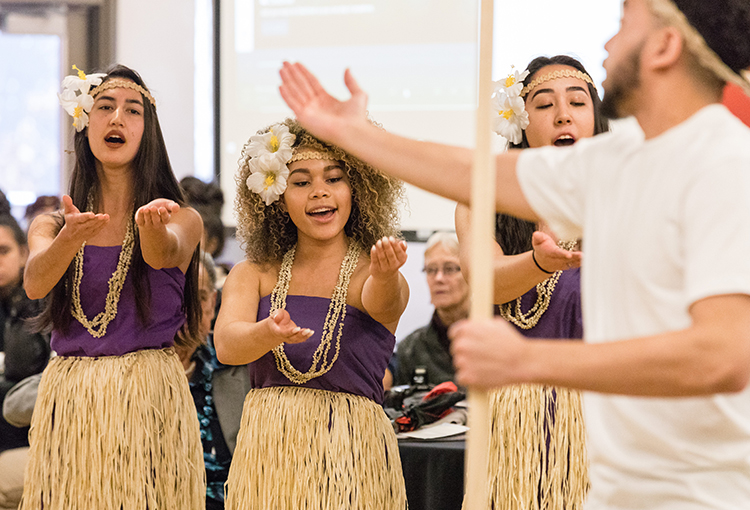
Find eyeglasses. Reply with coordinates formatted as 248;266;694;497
422;264;461;277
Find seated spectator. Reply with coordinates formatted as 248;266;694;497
393;232;469;387
23;196;60;232
0;213;49;510
180;176;224;218
179;177;230;294
0;192;9;216
0;213;50;453
175;252;251;510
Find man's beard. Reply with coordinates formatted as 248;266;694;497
601;44;643;119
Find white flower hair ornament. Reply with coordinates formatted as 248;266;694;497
491;68;530;145
243;124;296;205
58;65;106;132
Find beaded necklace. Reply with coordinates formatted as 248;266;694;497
497;240;577;329
71;207;136;338
269;241;361;384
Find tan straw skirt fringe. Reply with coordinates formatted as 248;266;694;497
225;385;407;510
484;385;588;510
19;348;206;510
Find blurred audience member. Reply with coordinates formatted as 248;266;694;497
175;252;251;510
392;232;469;387
0;213;49;453
180;176;224;218
0;192;9;217
179;177;229;289
0;212;50;510
23;196;60;231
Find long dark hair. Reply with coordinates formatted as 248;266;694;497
38;64;201;346
497;55;609;255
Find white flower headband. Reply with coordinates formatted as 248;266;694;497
241;124;341;205
491;68;530;145
58;65;107;132
58;66;157;132
241;124;296;205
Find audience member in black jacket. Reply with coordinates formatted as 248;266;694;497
0;213;50;452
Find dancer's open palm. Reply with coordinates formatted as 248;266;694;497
369;236;408;279
60;194;109;243
268;309;314;345
279;62;368;143
136;199;180;231
531;231;582;272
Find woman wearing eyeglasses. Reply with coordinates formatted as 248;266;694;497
391;232;469;387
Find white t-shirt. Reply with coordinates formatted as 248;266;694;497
517;105;750;510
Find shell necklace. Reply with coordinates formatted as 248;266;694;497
497;240;577;329
270;241;361;384
71;205;136;338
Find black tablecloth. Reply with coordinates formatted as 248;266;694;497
398;438;465;510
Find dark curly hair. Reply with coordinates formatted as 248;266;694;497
235;118;405;265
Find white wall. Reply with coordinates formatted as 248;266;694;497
116;0;196;180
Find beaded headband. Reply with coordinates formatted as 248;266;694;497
288;148;338;164
647;0;750;96
520;69;596;98
90;78;157;106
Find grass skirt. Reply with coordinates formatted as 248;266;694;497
225;386;407;510
19;348;206;510
486;385;588;510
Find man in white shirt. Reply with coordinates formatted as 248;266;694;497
278;0;750;507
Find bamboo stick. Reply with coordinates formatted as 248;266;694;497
463;0;495;509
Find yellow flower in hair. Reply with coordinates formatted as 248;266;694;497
61;65;107;96
246;153;290;205
491;93;529;144
58;88;93;132
494;68;529;98
245;123;295;163
490;67;530;144
58;65;107;131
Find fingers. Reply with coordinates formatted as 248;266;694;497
270;309;314;344
62;195;79;215
370;236;407;272
136;200;178;227
297;62;326;99
280;62;321;113
343;68;363;97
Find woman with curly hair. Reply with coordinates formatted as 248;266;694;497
214;118;409;509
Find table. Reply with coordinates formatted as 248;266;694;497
398;438;465;510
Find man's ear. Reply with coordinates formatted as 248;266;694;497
643;25;684;72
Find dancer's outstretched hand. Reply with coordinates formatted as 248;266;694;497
59;194;109;244
369;236;408;279
531;231;582;273
267;309;314;345
279;62;368;144
135;199;180;230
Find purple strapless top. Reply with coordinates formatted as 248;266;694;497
250;294;395;404
51;245;186;357
507;268;583;340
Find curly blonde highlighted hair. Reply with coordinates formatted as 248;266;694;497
235;118;405;265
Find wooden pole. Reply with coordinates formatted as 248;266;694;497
464;0;494;509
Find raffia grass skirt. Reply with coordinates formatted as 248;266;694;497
225;386;407;510
485;385;588;510
19;348;206;510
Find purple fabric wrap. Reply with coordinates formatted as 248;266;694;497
510;268;583;340
250;294;395;405
51;245;186;357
